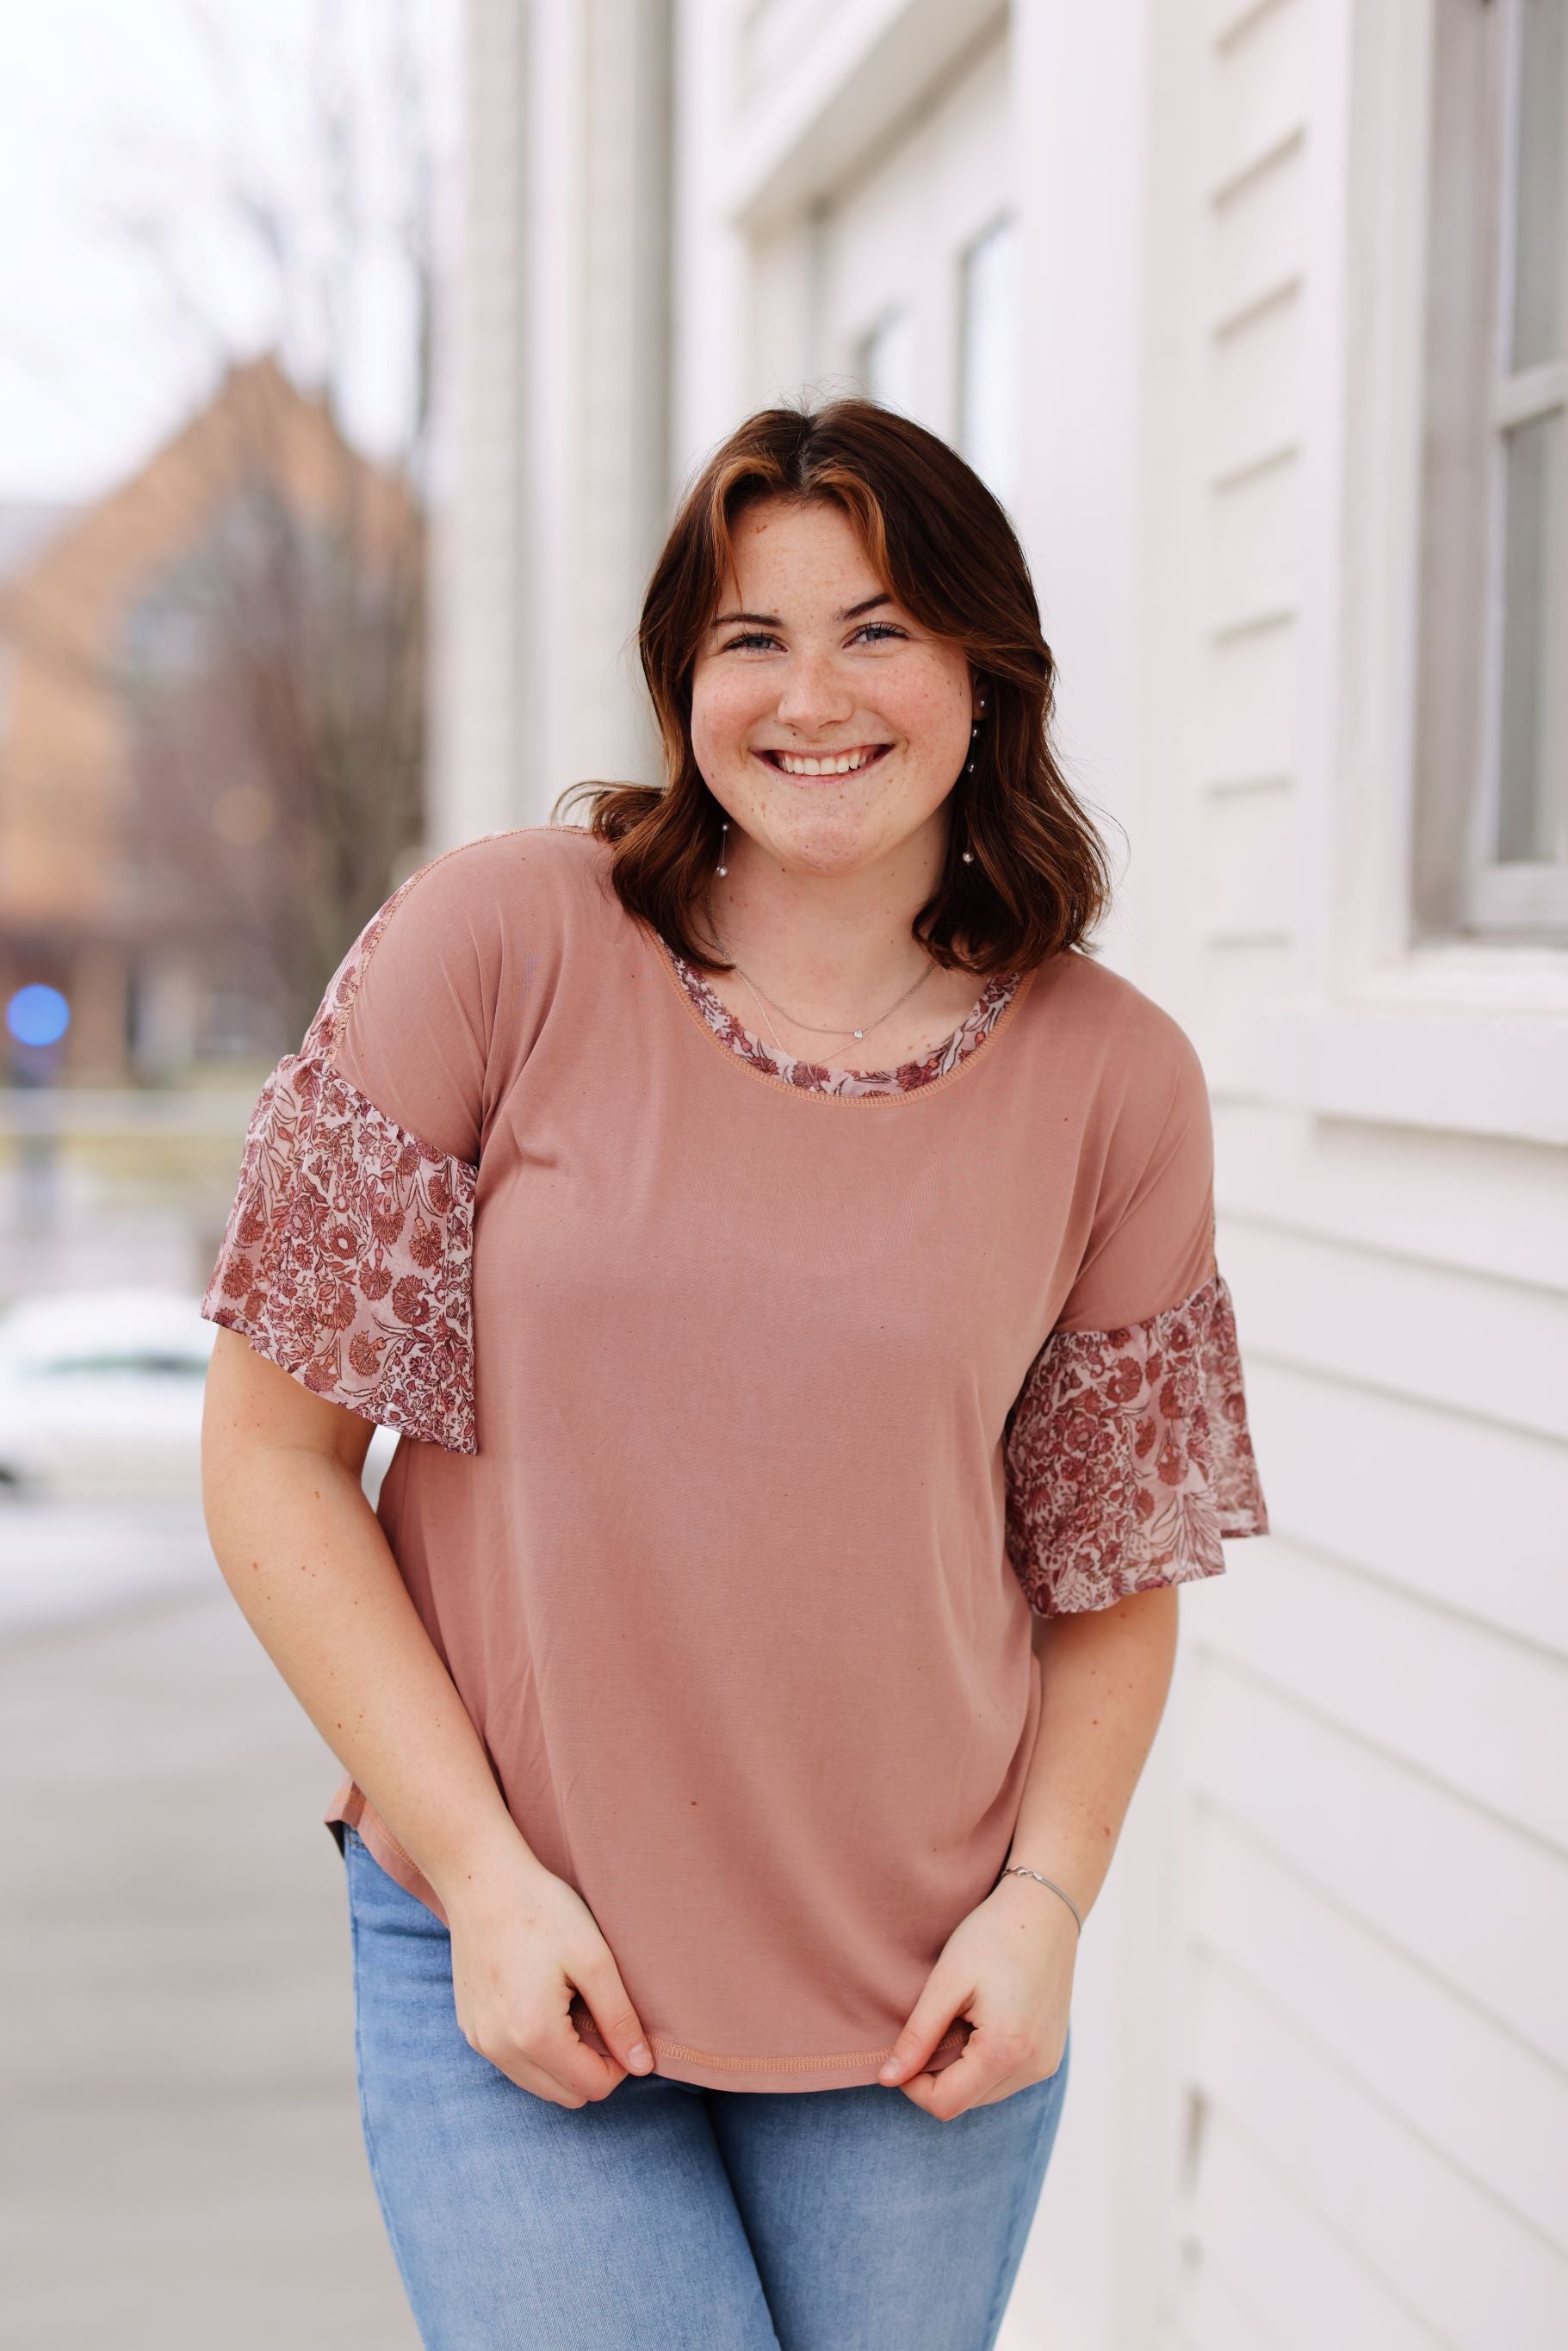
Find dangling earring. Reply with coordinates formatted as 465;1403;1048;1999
717;818;728;878
967;697;987;771
961;698;984;859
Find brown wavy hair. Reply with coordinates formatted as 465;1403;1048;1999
554;395;1113;977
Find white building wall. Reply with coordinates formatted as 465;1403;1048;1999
444;3;1568;2344
1135;5;1568;2349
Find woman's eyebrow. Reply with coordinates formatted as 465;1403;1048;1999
709;593;894;630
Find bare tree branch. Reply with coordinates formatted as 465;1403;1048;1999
16;0;448;1064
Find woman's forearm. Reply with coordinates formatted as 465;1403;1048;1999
201;1435;542;1916
1006;1586;1181;1924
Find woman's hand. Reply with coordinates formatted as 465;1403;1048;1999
202;1336;654;2112
443;1841;655;2108
877;1874;1077;2118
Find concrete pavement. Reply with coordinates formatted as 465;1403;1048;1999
0;1555;418;2348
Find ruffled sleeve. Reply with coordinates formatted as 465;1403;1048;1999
201;868;479;1453
1003;1266;1267;1615
1002;999;1268;1614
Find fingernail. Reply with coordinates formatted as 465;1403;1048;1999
629;2042;652;2070
878;2060;902;2081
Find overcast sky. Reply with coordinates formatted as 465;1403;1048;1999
0;0;459;507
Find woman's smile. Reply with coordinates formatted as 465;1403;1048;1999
754;742;895;779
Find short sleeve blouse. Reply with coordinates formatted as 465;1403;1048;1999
201;823;1268;2092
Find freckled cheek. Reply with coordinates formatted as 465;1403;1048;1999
691;680;769;769
886;684;964;772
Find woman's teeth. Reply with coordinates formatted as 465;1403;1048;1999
765;746;889;777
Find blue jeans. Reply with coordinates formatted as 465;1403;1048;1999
341;1823;1071;2348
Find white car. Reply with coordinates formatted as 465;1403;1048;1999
0;1287;398;1501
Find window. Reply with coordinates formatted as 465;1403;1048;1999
854;308;915;415
957;214;1020;510
1415;0;1568;942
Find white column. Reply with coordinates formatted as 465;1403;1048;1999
435;0;678;845
670;0;752;480
429;0;530;847
1009;0;1153;982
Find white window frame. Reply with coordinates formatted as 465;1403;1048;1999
1250;0;1568;1147
853;306;917;415
1414;0;1568;943
955;209;1021;511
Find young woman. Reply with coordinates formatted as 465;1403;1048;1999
200;397;1267;2350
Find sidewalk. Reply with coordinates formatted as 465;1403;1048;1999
0;1568;418;2348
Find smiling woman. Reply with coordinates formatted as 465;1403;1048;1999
198;394;1267;2351
587;399;1112;1002
682;497;995;1064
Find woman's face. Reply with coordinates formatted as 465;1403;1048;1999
687;496;977;878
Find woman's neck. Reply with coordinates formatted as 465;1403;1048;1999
697;832;944;1007
691;837;982;1068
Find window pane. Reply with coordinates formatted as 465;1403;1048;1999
1496;408;1565;861
855;310;915;415
958;215;1020;507
1510;0;1568;368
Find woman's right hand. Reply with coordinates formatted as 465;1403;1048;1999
201;1339;650;2110
442;1844;654;2106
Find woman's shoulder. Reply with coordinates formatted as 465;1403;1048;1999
384;821;609;927
296;826;595;1063
1036;946;1205;1091
359;822;612;979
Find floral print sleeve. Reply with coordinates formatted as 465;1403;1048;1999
1003;1269;1267;1616
201;882;479;1453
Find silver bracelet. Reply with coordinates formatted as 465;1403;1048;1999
997;1865;1083;1933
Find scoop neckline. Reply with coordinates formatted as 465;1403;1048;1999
649;928;1038;1107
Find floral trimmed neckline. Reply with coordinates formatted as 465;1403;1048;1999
659;940;1023;1098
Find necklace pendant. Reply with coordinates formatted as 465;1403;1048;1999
852;1028;865;1039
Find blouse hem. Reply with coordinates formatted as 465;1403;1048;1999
323;1777;971;2096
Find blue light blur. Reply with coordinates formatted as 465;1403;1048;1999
6;983;71;1048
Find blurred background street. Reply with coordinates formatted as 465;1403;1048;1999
0;1496;418;2348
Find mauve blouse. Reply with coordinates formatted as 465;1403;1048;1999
200;822;1268;2093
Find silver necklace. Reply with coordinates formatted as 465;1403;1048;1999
701;884;939;1057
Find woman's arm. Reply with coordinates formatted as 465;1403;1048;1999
879;1585;1178;2117
1008;1582;1180;1916
200;1329;655;2106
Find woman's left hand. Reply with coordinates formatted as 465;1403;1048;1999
878;1874;1077;2118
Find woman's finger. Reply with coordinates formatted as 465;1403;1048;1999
899;2021;1033;2118
877;1971;971;2086
567;1946;654;2075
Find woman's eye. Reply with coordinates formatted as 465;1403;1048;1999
721;622;907;653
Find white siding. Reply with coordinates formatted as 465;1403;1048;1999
1138;4;1568;2347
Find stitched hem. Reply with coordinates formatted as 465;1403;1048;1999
624;2024;970;2076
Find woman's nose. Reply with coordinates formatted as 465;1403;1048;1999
772;654;855;730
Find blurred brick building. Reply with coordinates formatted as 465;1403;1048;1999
0;355;425;1089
